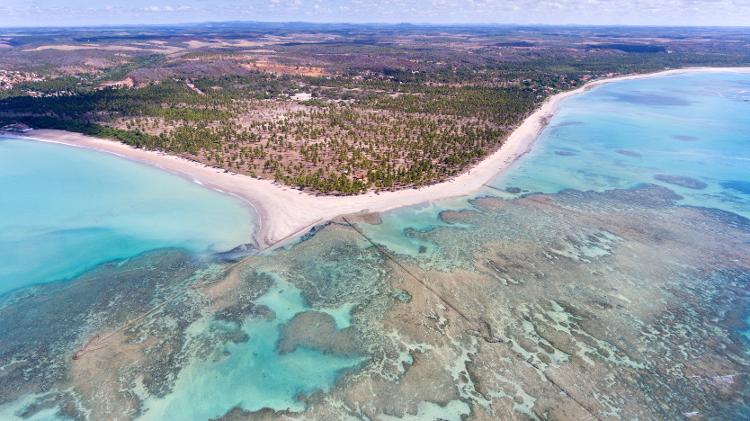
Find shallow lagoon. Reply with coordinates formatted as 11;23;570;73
140;277;363;420
0;138;255;294
1;71;749;420
489;72;750;215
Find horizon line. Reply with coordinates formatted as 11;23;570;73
2;19;750;31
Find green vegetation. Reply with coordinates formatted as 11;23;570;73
1;24;749;194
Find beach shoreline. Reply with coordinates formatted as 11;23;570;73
7;66;750;248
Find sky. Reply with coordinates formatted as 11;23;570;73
1;0;749;27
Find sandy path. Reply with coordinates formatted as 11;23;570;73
8;66;750;248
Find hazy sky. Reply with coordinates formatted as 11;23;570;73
1;0;749;27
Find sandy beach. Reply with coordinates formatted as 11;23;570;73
8;66;750;248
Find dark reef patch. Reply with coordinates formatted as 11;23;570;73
4;182;750;420
558;183;684;208
214;243;258;263
439;208;483;224
278;311;360;355
285;238;389;308
0;249;203;406
555;150;577;156
687;205;750;232
616;149;642;158
215;302;274;325
343;212;383;225
552;120;584;128
212;269;276;324
212;406;297;421
673;134;699;142
298;221;333;243
654;174;708;190
608;92;691;106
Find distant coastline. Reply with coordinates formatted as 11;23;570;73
8;66;750;248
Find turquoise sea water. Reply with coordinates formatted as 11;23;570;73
488;72;750;214
0;138;255;295
1;71;749;420
141;277;362;420
363;71;750;346
365;72;750;261
140;71;750;419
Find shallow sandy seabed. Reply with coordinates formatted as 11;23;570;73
2;67;750;420
1;183;749;420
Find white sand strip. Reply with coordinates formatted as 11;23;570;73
9;66;750;248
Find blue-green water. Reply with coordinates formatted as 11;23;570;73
363;71;750;348
140;71;750;419
0;138;255;295
488;72;750;214
141;277;362;421
365;71;750;266
1;71;750;420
